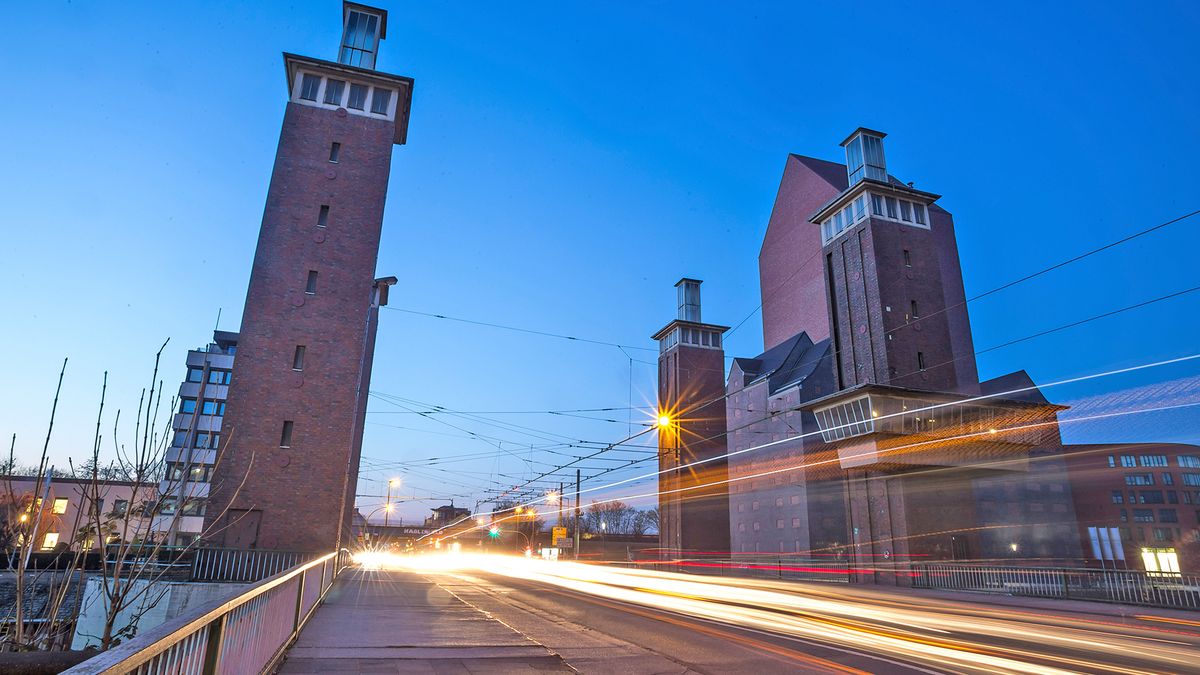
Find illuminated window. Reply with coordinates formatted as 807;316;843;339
1179;455;1200;468
1140;455;1168;467
52;498;68;514
41;532;59;550
1120;455;1136;467
1125;473;1154;486
1111;491;1124;504
1183;473;1200;486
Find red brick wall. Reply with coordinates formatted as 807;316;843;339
206;101;394;552
759;156;844;350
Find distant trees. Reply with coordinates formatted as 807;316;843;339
581;501;657;536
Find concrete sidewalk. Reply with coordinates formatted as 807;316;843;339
278;569;571;674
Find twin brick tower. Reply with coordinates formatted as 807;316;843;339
206;4;1072;565
205;3;412;551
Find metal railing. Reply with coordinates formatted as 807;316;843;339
912;562;1200;609
190;548;319;582
62;549;351;674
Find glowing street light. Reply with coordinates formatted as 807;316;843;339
657;414;672;428
546;491;559;505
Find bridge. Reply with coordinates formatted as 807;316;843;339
62;550;1200;674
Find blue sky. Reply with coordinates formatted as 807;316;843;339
3;1;1199;523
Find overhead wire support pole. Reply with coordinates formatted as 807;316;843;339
574;468;581;560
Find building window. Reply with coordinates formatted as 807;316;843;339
1163;473;1174;486
159;497;177;515
328;142;341;163
899;200;912;222
323;79;345;106
1125;473;1154;486
305;270;319;295
1168;490;1179;504
193;432;220;449
776;519;785;529
1111;490;1124;504
903;249;912;267
113;500;128;515
1107;455;1116;468
917;352;926;371
187;367;204;383
1133;508;1154;523
913;203;927;225
180;398;197;414
1120;455;1137;468
885;196;898;219
340;8;382;68
1119;509;1128;522
299;73;321;101
52;498;68;514
348;84;368;110
317;205;329;228
41;533;59;550
293;345;306;371
871;194;884;216
1178;455;1200;468
1159;509;1179;523
280;421;294;448
1140;490;1165;504
1152;528;1174;542
1140;455;1168;467
201;399;225;416
371;88;392;115
208;369;232;385
910;300;920;319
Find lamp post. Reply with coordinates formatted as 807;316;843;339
384;477;400;528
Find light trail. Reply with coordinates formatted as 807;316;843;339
356;551;1199;674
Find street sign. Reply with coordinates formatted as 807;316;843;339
558;538;573;549
552;526;567;545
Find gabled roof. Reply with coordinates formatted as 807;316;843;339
790;154;848;191
731;332;831;397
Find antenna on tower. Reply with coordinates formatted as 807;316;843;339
214;307;222;332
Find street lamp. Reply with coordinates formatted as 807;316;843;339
657;414;672;428
384;477;401;528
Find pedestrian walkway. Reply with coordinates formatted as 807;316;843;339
278;568;571;674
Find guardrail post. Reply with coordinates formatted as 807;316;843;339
294;569;306;632
201;615;227;675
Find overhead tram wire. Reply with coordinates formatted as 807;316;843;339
581;205;1200;436
465;287;1200;523
418;351;1200;543
382;306;658;353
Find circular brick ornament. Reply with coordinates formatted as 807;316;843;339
313;231;326;244
325;169;337;180
291;294;305;307
336;107;347;117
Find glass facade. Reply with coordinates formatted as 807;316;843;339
339;10;381;69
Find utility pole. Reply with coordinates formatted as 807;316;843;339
558;481;564;527
574;469;581;560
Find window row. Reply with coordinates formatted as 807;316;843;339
167;462;215;483
658;325;723;352
171;430;221;450
1110;453;1181;468
157;497;207;517
186;368;232;385
298;73;393;115
180;398;226;416
1115;489;1200;505
820;191;930;244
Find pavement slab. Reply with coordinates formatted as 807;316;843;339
277;569;572;674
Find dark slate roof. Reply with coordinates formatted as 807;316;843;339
732;332;832;397
980;370;1052;405
790;154;848;190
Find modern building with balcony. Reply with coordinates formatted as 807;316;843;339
157;330;238;546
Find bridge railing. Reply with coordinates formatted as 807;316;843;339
912;562;1200;610
62;549;351;675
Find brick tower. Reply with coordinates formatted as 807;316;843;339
653;279;731;556
206;2;413;552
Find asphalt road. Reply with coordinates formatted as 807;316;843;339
397;555;1200;674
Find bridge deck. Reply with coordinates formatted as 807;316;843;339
278;568;570;673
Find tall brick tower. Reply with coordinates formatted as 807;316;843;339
653;279;731;556
206;2;413;552
812;128;976;395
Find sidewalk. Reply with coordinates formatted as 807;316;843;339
278;569;572;674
